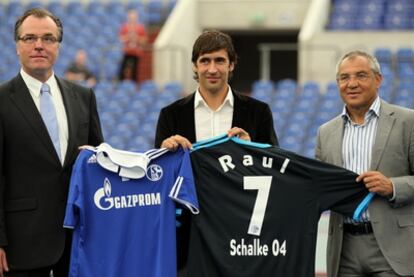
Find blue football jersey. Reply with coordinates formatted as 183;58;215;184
64;144;199;277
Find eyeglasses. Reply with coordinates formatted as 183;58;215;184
337;72;372;84
18;35;59;45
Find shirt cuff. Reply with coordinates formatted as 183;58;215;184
388;180;396;201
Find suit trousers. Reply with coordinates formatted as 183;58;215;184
338;232;410;277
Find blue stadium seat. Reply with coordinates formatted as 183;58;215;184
253;80;274;91
6;2;24;17
387;0;413;13
280;134;303;153
107;2;126;17
275;79;297;97
66;1;84;15
384;13;411;29
276;78;297;90
355;13;382;29
147;0;164;25
106;135;127;150
332;0;359;14
252;80;274;102
396;47;414;63
397;65;414;80
394;84;414;108
26;1;42;10
328;14;356;30
127;135;152;152
360;0;385;14
139;80;159;94
301;81;320;98
87;2;106;17
374;48;393;64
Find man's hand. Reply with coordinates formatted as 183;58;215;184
0;248;9;276
227;127;251;141
161;135;192;151
356;171;394;197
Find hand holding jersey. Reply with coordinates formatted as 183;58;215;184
161;127;251;151
0;249;8;276
356;171;394;197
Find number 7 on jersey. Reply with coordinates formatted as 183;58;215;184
244;176;272;236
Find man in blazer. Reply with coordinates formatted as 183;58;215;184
316;50;414;277
154;30;278;275
0;8;103;276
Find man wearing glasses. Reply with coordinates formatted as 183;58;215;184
316;50;414;277
0;8;103;277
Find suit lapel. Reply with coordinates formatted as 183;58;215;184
9;75;61;163
370;101;395;170
56;77;78;168
231;91;248;128
180;93;196;143
329;116;344;167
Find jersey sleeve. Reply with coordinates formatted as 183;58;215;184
169;149;199;214
308;156;374;219
63;150;88;229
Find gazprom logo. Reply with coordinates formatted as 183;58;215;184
94;178;114;210
93;178;162;211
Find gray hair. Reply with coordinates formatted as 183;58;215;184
335;50;382;79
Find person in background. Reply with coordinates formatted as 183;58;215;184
65;49;96;87
154;29;279;276
316;50;414;277
118;9;148;82
0;8;103;277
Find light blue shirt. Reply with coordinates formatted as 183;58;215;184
341;97;380;222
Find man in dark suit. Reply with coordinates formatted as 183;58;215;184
0;8;103;277
154;30;278;276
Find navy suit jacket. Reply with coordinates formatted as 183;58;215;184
0;74;103;270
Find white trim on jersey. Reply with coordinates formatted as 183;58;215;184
170;176;200;214
145;148;169;161
170;176;183;198
93;144;169;179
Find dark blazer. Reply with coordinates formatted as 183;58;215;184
154;90;279;270
155;90;278;147
0;74;103;270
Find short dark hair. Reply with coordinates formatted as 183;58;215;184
191;30;238;81
14;8;63;43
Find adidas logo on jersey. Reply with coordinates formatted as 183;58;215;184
87;154;97;164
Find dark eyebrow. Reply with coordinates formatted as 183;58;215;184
21;32;55;37
199;57;211;62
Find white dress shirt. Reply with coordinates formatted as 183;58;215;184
21;69;69;163
194;86;234;142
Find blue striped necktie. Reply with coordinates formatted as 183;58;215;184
40;83;61;161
